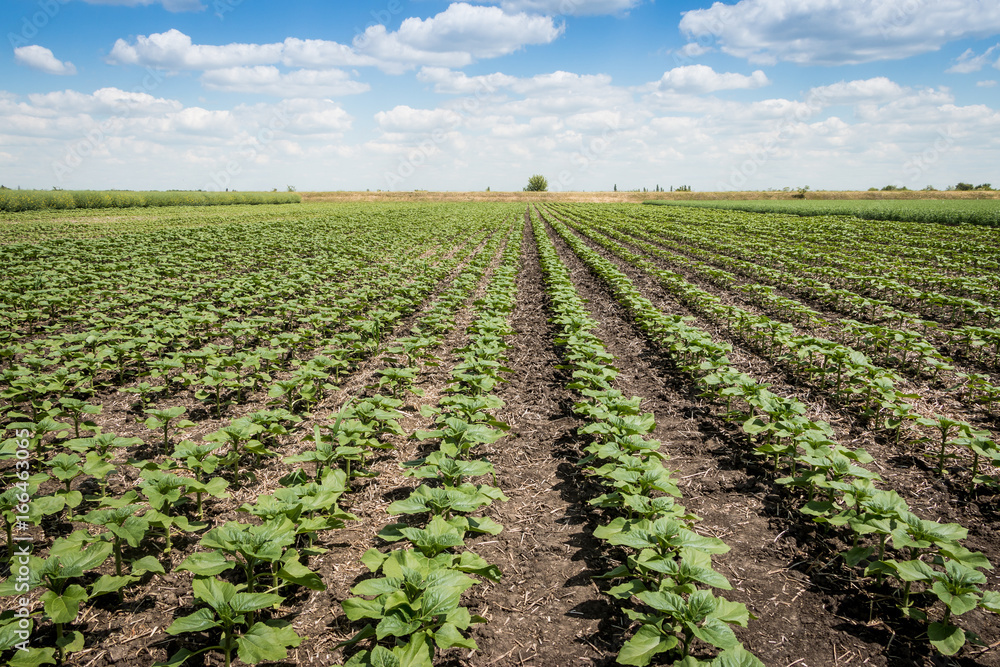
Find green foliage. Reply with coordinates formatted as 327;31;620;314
0;190;302;213
523;174;548;192
644;198;1000;227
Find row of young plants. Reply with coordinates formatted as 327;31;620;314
551;207;1000;496
531;208;762;667
0;210;518;665
334;217;523;666
539;207;1000;658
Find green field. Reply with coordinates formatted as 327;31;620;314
2;202;999;667
0;189;301;213
646;197;1000;226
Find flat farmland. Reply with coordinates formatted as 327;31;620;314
1;201;999;667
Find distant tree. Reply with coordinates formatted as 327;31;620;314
976;183;993;191
524;174;548;192
486;186;490;191
287;185;296;192
955;182;975;191
613;184;617;192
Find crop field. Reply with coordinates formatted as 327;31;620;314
2;201;1000;667
0;191;302;213
646;198;1000;227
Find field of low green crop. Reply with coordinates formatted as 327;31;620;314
1;201;999;667
0;189;301;213
646;197;1000;227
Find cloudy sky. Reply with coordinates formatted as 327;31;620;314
2;0;999;192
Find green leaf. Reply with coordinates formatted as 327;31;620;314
421;585;463;618
192;576;237;611
277;556;326;591
712;597;752;627
432;622;477;650
230;592;285;614
152;648;197;667
841;545;874;568
394;631;435;667
377;612;421;640
617;624;677;666
361;548;388;573
130;556;165;576
40;584;88;625
980;590;1000;613
7;647;58;667
928;622;966;656
165;608;220;635
931;582;979;617
692;616;739;651
236;620;302;664
712;646;766;667
352;576;403;597
342;598;384;621
56;629;85;654
368;646;401;667
177;551;234;576
892;559;937;583
90;574;135;597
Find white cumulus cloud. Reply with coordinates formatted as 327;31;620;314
655;65;769;93
375;105;464;133
679;0;1000;66
947;44;1000;73
14;46;77;75
806;77;907;105
107;4;563;76
359;3;563;73
417;67;517;94
107;29;282;69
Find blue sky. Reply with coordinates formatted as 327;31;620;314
2;0;999;192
